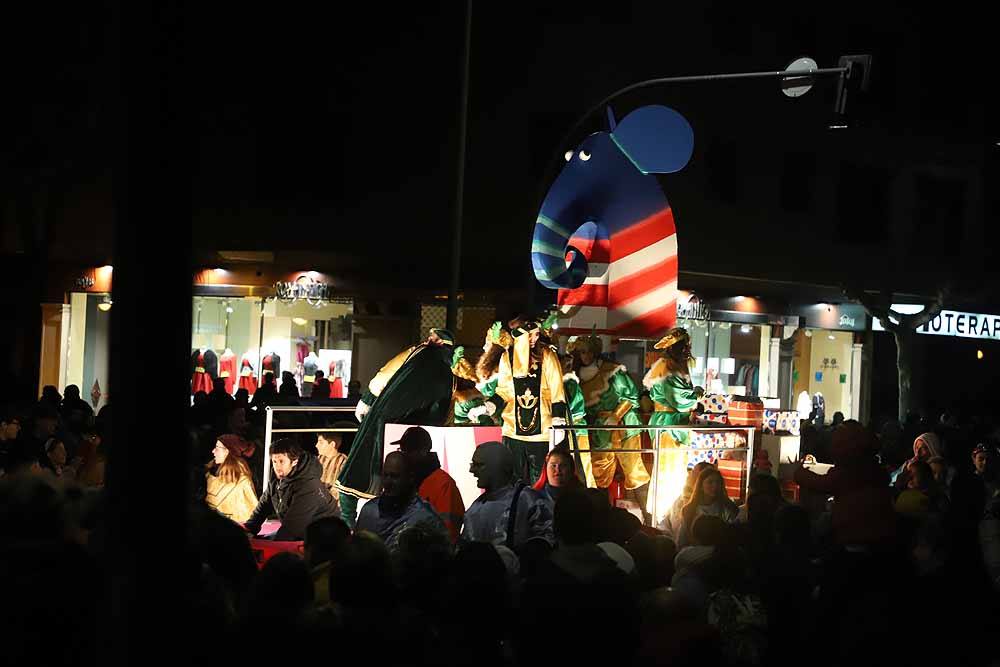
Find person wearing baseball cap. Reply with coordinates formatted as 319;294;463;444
392;426;465;542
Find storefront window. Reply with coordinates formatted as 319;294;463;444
63;292;112;411
673;318;767;397
792;329;856;421
190;296;353;398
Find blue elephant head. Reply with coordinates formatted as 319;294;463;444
531;105;694;291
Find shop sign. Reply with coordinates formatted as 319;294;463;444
74;276;95;290
795;303;867;331
676;295;710;321
873;304;1000;341
274;275;333;306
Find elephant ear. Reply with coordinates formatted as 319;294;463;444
610;105;693;175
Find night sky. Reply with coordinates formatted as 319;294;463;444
2;3;996;297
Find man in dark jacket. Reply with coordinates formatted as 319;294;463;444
245;439;339;541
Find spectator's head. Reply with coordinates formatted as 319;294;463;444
607;507;643;546
831;411;845;427
269;439;302;479
393;426;432;471
380;451;415;501
830;421;878;463
314;370;324;380
518;536;553;579
347;380;361;396
773;504;811;552
262;372;275;388
304;516;350;568
682;467;732;534
691;514;729;547
233;388;249;405
64;385;81;402
212;377;226;394
469;441;513;492
913;432;941;462
649;535;677;587
40;385;61;407
278;378;299;398
211;436;253;484
1;411;21;442
2;440;43;476
694;466;725;505
747;472;782;501
682;461;714;500
243;552;313;621
43;437;67;469
927;456;948;484
192;391;209;408
907;460;934;492
315;432;341;455
554;488;596;546
0;473;69;543
329;531;395;609
32;405;59;439
972;443;994;476
540;445;576;489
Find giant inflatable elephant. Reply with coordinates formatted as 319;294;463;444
531;105;694;338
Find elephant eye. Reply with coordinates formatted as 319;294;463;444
564;150;574;162
579;150;591;161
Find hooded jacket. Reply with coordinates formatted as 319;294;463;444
245;452;339;540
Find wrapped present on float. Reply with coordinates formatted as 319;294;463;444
698;393;731;414
693;412;729;425
728;396;764;426
762;409;801;435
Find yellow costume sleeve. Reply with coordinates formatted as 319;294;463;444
543;348;566;407
494;350;515;404
367;346;417;399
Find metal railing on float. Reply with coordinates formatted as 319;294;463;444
263;405;359;493
550;424;756;528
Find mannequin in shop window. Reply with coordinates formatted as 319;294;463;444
811;392;826;427
329;360;346;399
302;350;320;398
219;348;237;395
191;348;218;395
261;351;281;380
238;351;257;396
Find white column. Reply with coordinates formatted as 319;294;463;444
768;337;780;400
850;342;864;420
757;325;771;397
58;304;72;392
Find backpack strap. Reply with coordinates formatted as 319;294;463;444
505;481;527;550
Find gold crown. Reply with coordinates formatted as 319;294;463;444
654;327;690;350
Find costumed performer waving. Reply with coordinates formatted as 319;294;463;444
568;330;650;503
644;327;702;528
486;315;567;484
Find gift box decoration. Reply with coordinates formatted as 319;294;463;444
694;413;729;425
728;396;764;426
698;393;731;414
762;409;801;435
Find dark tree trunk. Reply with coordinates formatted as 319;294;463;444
893;327;916;423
